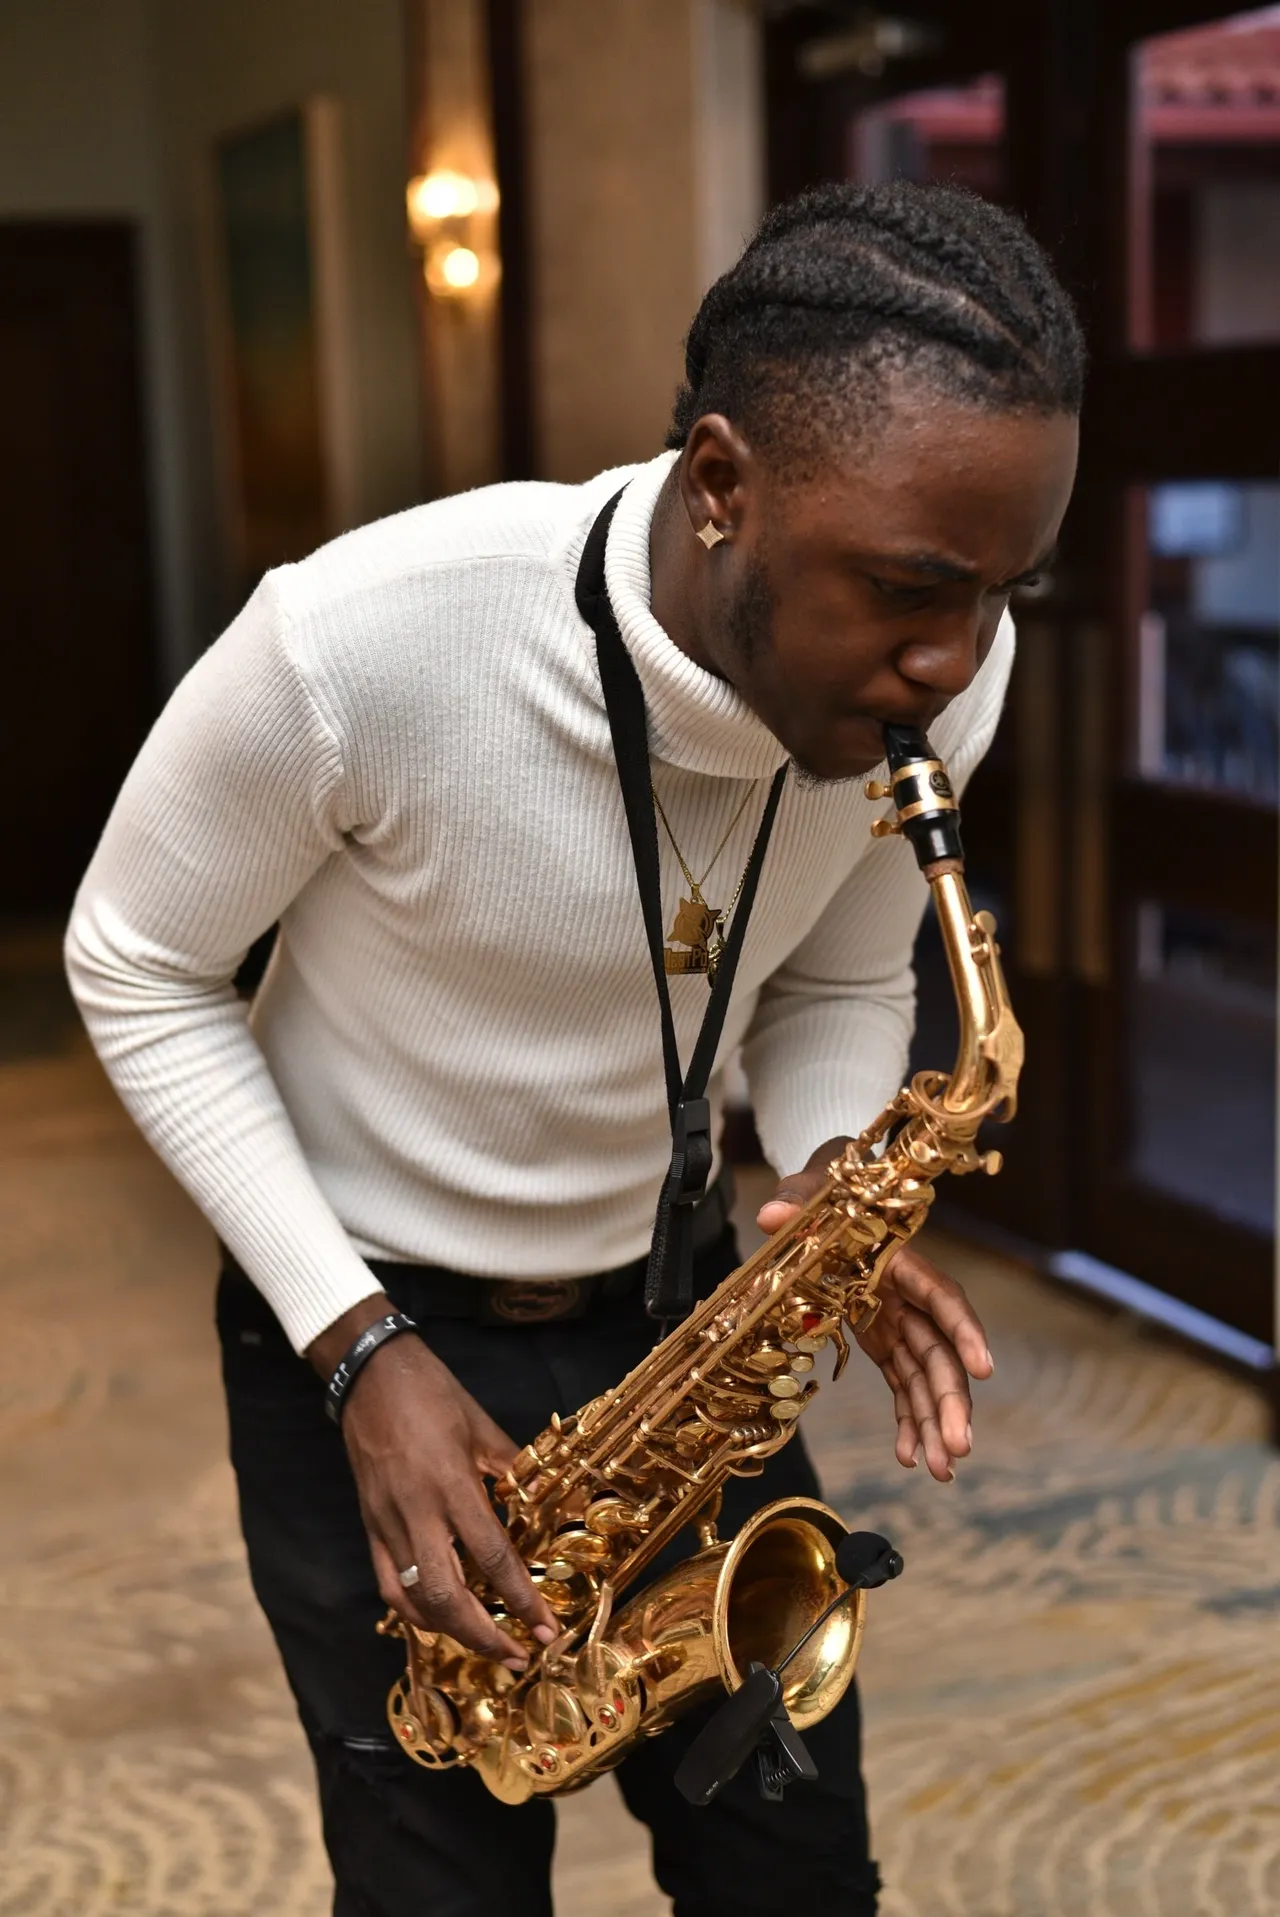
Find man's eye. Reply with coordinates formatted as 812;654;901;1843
869;576;930;604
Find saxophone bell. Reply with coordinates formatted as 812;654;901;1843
674;1529;904;1807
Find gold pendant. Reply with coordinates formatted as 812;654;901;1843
663;894;724;980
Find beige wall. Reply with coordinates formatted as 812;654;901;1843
1;0;423;677
493;0;763;485
3;0;764;659
147;0;423;659
413;0;764;492
0;0;179;665
0;0;157;213
524;0;699;482
694;0;765;288
413;0;503;497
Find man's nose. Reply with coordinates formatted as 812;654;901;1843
896;610;984;702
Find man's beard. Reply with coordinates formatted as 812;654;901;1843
790;760;860;791
724;547;772;667
725;553;860;790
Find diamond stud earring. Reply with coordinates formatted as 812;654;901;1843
696;520;726;550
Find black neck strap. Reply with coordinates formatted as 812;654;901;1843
575;489;788;1320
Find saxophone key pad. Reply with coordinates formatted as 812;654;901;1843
741;1346;791;1376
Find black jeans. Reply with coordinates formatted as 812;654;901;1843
217;1231;881;1917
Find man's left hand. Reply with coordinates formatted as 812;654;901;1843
757;1136;994;1483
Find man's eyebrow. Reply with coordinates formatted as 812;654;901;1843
852;543;1059;586
854;549;979;583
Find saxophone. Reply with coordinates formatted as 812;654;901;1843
381;724;1023;1803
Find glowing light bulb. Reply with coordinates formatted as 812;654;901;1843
424;241;489;297
441;244;480;288
427;170;480;219
406;169;500;238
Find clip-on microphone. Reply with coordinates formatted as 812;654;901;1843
674;1531;903;1807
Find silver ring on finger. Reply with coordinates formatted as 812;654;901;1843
398;1562;421;1589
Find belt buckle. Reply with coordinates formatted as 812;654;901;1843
487;1278;585;1324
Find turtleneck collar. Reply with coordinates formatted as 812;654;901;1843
598;452;792;782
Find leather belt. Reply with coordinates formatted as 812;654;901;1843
365;1169;737;1327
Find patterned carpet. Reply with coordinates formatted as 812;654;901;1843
0;970;1276;1915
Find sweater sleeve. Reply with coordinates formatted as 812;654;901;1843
741;616;1015;1175
64;574;385;1352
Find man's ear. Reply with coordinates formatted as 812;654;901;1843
678;416;756;541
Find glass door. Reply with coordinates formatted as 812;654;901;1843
839;58;1081;1253
1074;9;1280;1347
764;3;1280;1360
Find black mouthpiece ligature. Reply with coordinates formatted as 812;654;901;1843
869;724;965;873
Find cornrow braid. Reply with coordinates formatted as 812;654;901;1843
667;181;1085;459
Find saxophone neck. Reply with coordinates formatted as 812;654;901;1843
929;866;1022;1116
869;724;1024;1122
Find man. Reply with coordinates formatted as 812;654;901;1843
67;181;1082;1914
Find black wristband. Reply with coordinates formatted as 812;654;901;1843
324;1311;419;1425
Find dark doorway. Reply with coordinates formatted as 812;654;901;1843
0;223;158;914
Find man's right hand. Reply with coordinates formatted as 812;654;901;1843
308;1298;560;1669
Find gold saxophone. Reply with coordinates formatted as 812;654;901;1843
380;725;1024;1803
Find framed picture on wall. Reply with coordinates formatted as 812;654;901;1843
213;100;356;597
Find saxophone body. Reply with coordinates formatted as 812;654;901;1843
382;726;1024;1803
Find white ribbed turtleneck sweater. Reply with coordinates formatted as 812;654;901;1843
66;453;1013;1352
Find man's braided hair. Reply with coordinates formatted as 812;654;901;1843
666;181;1085;462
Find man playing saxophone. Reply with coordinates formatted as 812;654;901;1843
66;182;1081;1915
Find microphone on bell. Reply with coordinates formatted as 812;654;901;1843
840;1530;905;1586
674;1531;903;1807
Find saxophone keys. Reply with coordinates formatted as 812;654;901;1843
583;1496;648;1538
575;1628;632;1685
536;1573;585;1612
768;1375;803;1399
550;1528;611;1567
769;1400;802;1422
791;1308;838;1350
524;1678;590;1748
740;1346;791;1376
388;1677;460;1760
789;1353;815;1374
628;1644;685;1687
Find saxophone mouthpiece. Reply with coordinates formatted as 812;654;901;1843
870;723;965;875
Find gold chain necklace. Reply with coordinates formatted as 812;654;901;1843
651;783;760;982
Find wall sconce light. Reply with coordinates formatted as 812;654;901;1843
407;168;500;299
425;241;481;294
